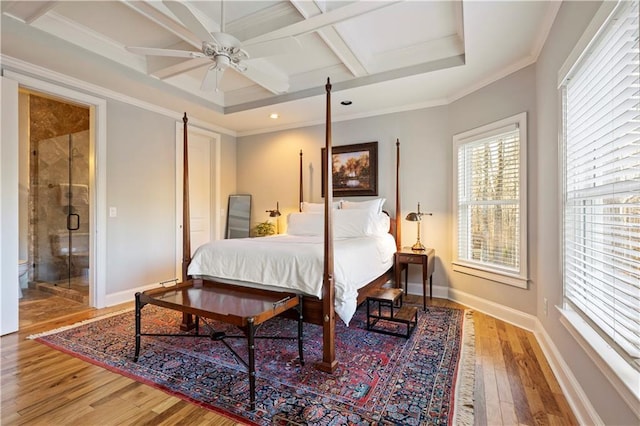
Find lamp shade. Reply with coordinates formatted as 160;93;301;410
267;201;281;217
405;212;421;221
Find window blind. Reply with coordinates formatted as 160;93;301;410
457;126;521;272
563;0;640;363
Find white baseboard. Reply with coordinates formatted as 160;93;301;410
446;287;599;426
447;287;538;331
104;282;159;307
533;323;603;425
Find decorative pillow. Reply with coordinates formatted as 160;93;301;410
340;198;386;214
300;201;340;213
286;212;323;236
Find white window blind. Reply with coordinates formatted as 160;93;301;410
562;0;640;365
453;112;527;287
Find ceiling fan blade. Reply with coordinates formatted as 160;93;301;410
243;37;302;59
126;46;205;59
200;66;222;92
163;0;216;43
239;59;289;94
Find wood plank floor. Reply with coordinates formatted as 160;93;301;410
1;292;578;425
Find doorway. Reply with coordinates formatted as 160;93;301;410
21;91;91;306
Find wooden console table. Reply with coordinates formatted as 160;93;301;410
134;280;303;411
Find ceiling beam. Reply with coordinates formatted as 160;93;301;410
1;1;59;24
245;1;401;45
289;0;367;78
119;0;211;50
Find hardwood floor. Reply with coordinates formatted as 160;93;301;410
1;294;577;425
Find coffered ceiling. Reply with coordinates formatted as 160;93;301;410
1;1;559;135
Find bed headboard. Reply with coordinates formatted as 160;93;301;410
297;138;402;249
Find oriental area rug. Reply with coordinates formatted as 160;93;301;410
31;302;475;425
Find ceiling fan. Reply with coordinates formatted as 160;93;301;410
126;0;299;94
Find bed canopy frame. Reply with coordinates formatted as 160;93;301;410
180;79;401;372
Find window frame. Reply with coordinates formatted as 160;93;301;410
452;112;528;288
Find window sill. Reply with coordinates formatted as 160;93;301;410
558;305;640;417
452;261;528;288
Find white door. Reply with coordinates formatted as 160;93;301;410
175;124;221;276
188;133;211;254
1;77;20;335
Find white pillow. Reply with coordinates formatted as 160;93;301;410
287;210;384;238
341;198;386;214
370;212;391;236
300;201;340;213
334;209;374;238
287;212;323;236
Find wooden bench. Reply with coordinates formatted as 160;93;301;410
366;288;418;338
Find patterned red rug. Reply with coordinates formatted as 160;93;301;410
31;302;474;425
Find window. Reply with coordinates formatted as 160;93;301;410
453;112;528;288
561;0;640;373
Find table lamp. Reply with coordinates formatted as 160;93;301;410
405;202;432;251
266;201;281;234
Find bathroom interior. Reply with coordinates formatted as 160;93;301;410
18;90;91;319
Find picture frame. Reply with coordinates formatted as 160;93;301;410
322;141;378;197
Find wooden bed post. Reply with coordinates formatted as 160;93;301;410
396;139;401;251
316;78;338;373
299;150;303;212
180;112;194;331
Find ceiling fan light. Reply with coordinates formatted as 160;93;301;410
214;54;231;70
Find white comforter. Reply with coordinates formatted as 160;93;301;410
187;233;397;325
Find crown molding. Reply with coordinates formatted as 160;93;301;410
0;55;236;137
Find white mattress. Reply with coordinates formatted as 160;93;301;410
187;233;396;325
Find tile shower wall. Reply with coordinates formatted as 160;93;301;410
28;95;90;283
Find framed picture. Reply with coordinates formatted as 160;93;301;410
322;141;378;197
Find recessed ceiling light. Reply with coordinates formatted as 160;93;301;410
340;100;352;106
270;113;279;119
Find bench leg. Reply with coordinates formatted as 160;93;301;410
134;293;141;362
248;318;256;411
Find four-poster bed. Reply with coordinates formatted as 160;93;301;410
176;79;402;372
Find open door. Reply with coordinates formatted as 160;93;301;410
1;77;20;335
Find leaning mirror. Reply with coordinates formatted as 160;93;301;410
225;194;251;239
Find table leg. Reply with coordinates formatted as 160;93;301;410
404;265;409;294
422;258;429;310
297;295;304;366
422;278;427;311
430;275;433;300
247;317;256;411
134;292;141;362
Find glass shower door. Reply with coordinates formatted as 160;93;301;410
33;131;90;289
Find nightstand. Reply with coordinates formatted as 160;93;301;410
394;247;435;310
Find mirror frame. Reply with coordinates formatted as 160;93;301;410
225;194;252;239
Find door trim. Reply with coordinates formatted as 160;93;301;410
4;70;107;308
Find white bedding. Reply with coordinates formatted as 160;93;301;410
187;233;396;325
